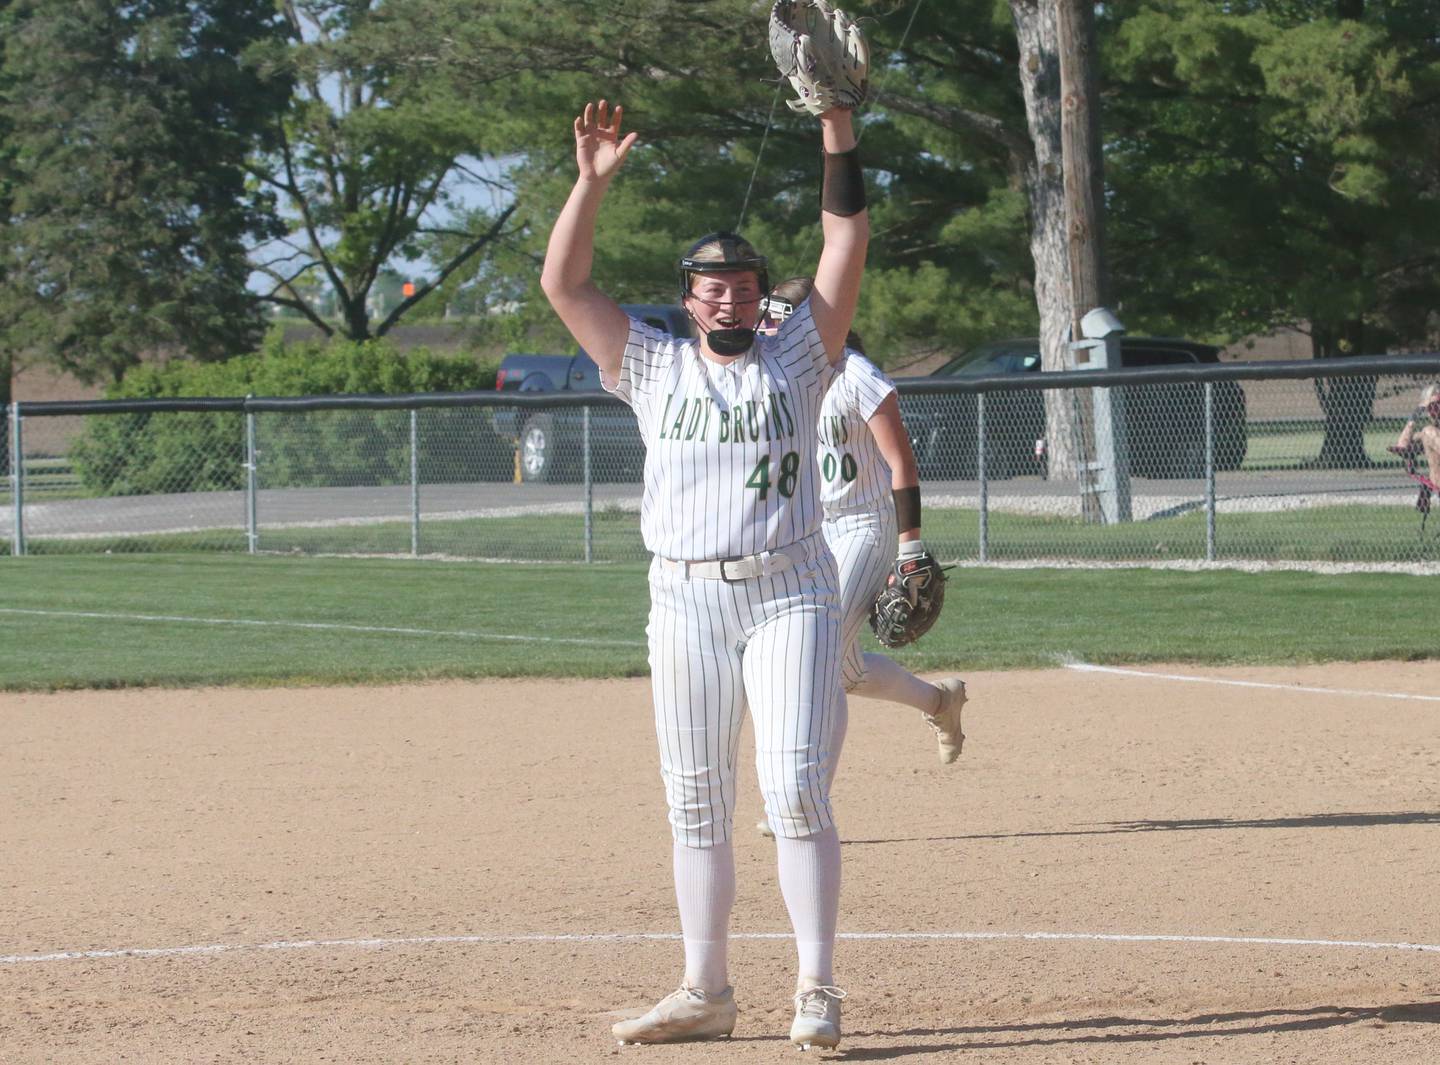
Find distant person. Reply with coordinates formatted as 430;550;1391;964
1395;382;1440;487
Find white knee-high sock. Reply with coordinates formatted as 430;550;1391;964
853;653;941;714
673;841;736;993
775;826;841;987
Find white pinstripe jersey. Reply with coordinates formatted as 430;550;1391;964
602;301;834;560
816;350;897;511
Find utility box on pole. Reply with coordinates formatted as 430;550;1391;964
1069;307;1132;524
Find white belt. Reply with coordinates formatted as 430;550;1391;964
659;541;809;581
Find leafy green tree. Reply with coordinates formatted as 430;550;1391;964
400;0;1440;442
248;0;528;340
1104;0;1440;464
0;0;290;382
408;0;1039;368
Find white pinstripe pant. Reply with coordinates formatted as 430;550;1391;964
646;535;844;846
823;505;899;691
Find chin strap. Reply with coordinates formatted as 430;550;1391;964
687;300;759;357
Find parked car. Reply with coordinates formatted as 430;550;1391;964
904;337;1248;480
493;305;691;482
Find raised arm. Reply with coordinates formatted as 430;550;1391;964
539;100;638;381
866;394;922;543
809;110;869;363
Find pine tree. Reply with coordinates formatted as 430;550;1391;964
0;0;291;382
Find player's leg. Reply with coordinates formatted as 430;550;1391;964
1420;425;1440;488
649;568;744;983
744;553;845;998
826;510;895;694
853;652;939;710
614;564;745;1044
753;519;859;843
757;695;847;840
830;510;967;763
758;708;847;839
856;653;966;764
748;512;858;834
754;520;865;839
831;507;937;709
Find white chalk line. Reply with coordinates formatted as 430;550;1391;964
0;607;645;649
4;929;1438;966
1065;662;1440;703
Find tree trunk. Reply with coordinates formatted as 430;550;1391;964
340;289;373;341
1057;0;1107;335
1310;1;1376;469
1058;0;1115;519
1010;0;1081;479
1312;321;1377;468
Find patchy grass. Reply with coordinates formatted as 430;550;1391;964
1;555;1432;690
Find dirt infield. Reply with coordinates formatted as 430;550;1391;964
2;662;1438;1063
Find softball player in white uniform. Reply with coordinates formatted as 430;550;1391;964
757;281;966;800
540;99;868;1050
818;345;967;752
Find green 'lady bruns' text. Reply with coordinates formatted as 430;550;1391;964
655;391;797;445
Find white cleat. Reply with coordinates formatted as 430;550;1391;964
925;678;967;764
790;985;846;1050
756;817;775;839
612;984;736;1045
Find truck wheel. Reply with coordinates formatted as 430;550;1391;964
519;414;557;483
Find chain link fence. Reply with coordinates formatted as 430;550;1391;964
7;354;1440;567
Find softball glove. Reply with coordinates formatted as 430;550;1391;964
870;550;947;648
768;0;870;116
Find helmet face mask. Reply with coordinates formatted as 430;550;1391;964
759;277;813;334
757;294;793;337
762;294;795;320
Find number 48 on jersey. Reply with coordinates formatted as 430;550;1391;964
746;451;801;499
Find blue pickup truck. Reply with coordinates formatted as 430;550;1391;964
494;305;691;482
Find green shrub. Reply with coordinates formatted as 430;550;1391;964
72;337;510;496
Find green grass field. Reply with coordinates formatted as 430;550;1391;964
1;554;1432;690
11;502;1436;565
1241;421;1402;468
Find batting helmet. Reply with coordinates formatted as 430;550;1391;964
678;232;770;299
